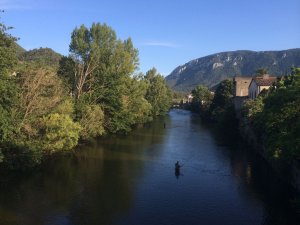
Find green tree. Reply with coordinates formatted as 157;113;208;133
59;23;141;133
77;104;105;140
145;68;172;117
256;68;268;76
6;64;78;167
38;113;81;153
16;65;66;127
255;67;300;160
242;97;264;123
0;15;18;162
116;75;152;130
0;16;17;76
209;79;236;125
191;85;213;115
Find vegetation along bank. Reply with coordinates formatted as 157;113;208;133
0;18;172;171
187;67;300;191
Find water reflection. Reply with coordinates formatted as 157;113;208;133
0;116;170;225
0;110;299;225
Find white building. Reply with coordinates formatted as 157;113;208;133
248;75;277;99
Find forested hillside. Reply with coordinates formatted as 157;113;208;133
18;47;62;67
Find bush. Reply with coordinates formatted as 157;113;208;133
78;105;105;140
39;113;81;153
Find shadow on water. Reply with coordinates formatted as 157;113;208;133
201;118;300;225
0;109;299;225
0;116;170;225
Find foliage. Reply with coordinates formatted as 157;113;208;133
242;97;264;123
38;113;81;153
254;67;300;160
107;75;152;133
0;77;18;143
126;75;152;124
256;68;268;76
57;56;76;94
242;67;300;160
18;47;62;68
77;104;105;140
52;99;75;116
145;68;172;117
0;15;19;162
172;91;186;104
59;23;151;134
209;79;236;125
0;18;172;170
190;85;213;115
0;16;17;76
16;64;66;125
62;23;138;101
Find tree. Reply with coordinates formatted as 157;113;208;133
38;113;81;153
0;15;18;162
62;23;139;101
255;67;300;160
242;97;264;123
126;75;152;124
0;77;18;144
256;68;268;76
116;75;152;130
59;23;141;133
77;104;105;140
16;64;66;128
209;79;236;125
0;14;17;76
145;68;172;117
191;85;213;115
7;63;78;166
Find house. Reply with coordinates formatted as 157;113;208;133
248;74;277;99
233;76;252;111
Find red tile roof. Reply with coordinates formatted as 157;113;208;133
253;76;277;86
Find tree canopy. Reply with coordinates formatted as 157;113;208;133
190;85;213;116
0;19;172;170
243;67;300;160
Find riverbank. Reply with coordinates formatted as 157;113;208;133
186;70;300;193
237;117;300;193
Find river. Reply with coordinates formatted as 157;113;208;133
0;109;299;225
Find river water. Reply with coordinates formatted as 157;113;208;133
0;109;299;225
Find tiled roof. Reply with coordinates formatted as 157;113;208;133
253;76;277;86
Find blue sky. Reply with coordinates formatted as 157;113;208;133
1;0;300;75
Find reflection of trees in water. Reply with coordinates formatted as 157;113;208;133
189;111;300;225
208;125;300;225
0;114;170;225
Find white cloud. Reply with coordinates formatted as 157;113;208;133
140;41;179;48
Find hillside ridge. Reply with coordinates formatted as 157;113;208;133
166;48;300;92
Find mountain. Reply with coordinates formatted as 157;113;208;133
165;49;300;92
18;47;63;67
